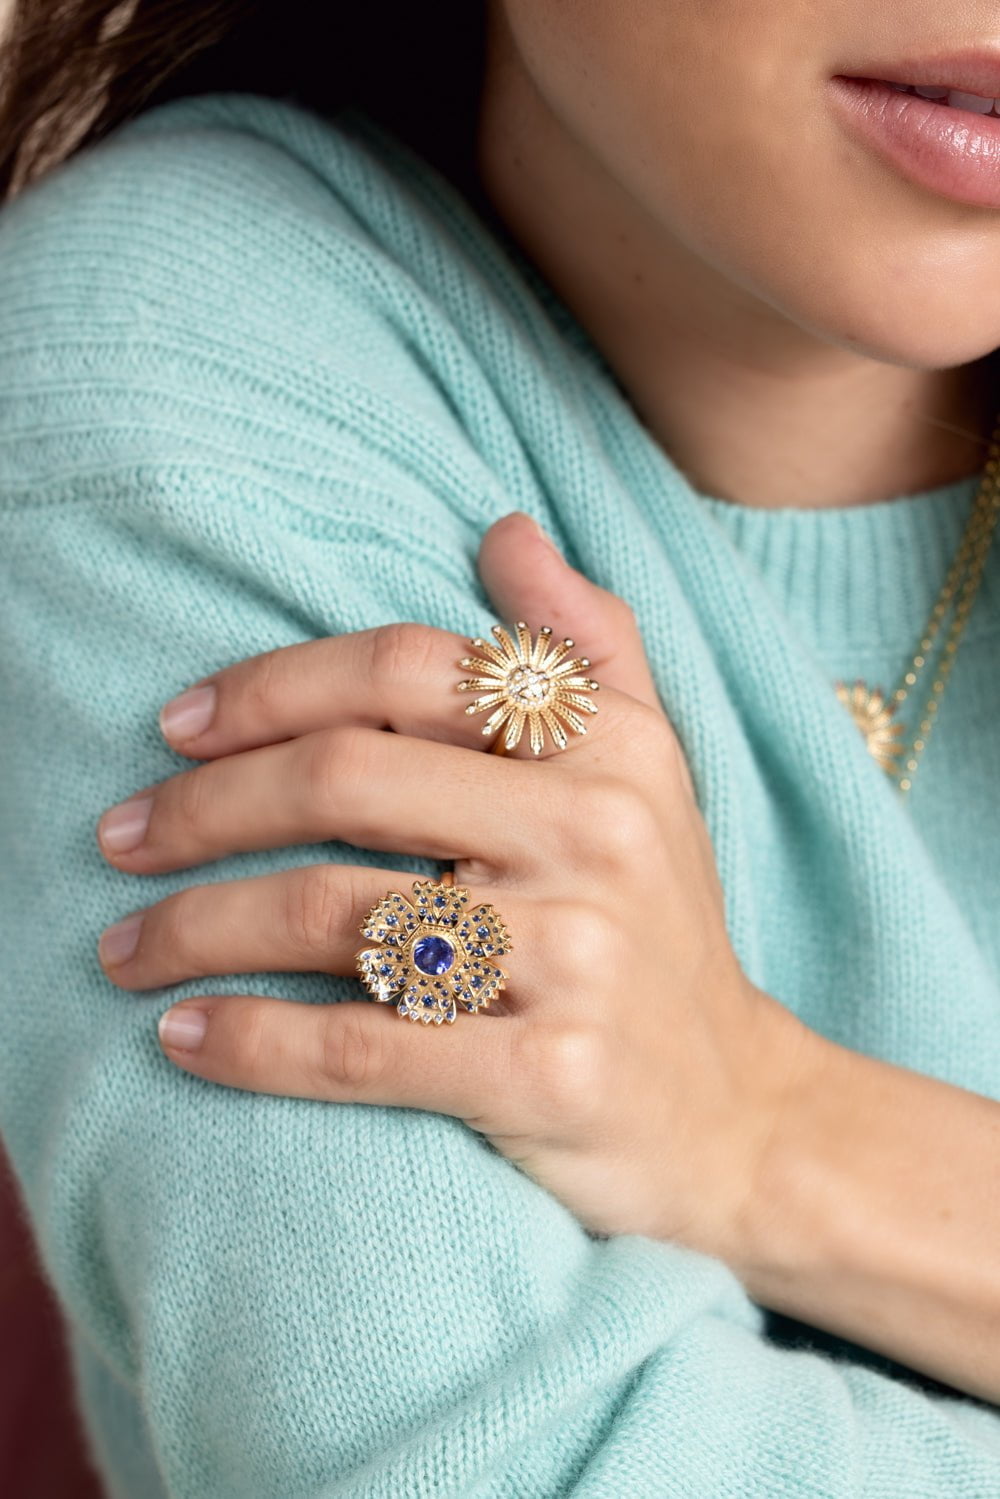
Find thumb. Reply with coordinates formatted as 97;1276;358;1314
476;512;662;710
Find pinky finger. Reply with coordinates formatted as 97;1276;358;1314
157;993;521;1123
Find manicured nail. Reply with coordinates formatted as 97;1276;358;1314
98;795;153;854
159;1005;208;1053
98;912;143;966
159;684;216;743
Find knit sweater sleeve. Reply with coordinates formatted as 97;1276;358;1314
1;103;998;1499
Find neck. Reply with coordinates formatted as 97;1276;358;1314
473;23;1000;511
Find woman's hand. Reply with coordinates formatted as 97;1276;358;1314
94;512;818;1264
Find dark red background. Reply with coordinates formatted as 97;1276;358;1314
0;1142;105;1497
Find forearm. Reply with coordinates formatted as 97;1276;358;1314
735;998;1000;1403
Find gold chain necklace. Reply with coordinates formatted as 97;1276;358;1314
834;407;1000;795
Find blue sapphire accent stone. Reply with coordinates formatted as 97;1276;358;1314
412;935;455;976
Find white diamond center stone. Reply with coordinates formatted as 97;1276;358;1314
507;665;554;706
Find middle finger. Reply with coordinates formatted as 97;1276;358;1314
96;725;554;875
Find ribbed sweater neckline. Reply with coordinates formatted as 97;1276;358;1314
696;477;1000;653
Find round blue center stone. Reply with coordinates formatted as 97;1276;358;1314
412;935;455;976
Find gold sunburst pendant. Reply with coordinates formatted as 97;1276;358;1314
457;621;600;756
834;678;908;774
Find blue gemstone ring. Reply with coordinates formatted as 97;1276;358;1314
355;871;513;1025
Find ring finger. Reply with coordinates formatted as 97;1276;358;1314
97;861;562;1016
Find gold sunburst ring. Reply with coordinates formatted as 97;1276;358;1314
834;678;907;774
356;873;512;1024
456;620;600;756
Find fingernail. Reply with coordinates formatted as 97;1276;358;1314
98;912;144;966
159;684;216;743
159;1005;208;1053
98;795;153;854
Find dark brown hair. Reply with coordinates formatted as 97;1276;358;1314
0;2;488;201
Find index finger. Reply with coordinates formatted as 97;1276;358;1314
156;621;606;764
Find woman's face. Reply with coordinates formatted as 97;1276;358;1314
483;1;1000;372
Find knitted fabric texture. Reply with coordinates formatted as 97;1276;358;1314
1;90;999;1498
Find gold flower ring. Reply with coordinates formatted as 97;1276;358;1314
354;623;599;1023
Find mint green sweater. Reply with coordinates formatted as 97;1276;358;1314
1;89;999;1498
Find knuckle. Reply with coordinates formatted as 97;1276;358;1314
302;724;371;810
548;899;622;985
519;1022;607;1126
369;621;439;685
320;1006;385;1091
155;885;208;973
631;698;677;757
667;733;696;799
169;764;214;836
579;777;660;865
242;646;289;720
629;702;693;795
636;692;668;733
607;591;641;635
229;1004;270;1079
282;864;344;956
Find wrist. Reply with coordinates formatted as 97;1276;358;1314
721;987;839;1293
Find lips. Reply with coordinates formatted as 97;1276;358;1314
844;49;1000;99
874;82;1000;119
828;75;1000;209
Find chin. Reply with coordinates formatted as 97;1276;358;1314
790;282;1000;373
831;326;1000;372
